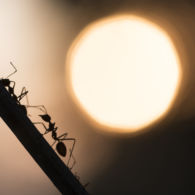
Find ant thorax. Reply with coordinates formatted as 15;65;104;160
49;122;56;130
52;131;57;140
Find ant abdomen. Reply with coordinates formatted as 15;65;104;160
56;142;67;157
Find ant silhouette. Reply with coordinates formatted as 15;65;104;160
0;62;29;114
32;106;76;169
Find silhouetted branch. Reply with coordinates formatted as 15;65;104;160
0;83;89;195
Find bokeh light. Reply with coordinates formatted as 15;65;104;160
66;15;182;133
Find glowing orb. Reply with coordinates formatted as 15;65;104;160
66;15;182;133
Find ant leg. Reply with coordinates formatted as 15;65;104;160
9;81;16;94
26;105;47;114
17;87;28;101
51;140;57;147
56;133;68;139
21;93;43;117
10;81;15;89
21;92;31;117
66;138;76;166
68;152;76;170
24;90;30;106
36;105;47;113
33;122;49;135
6;62;17;78
22;93;48;116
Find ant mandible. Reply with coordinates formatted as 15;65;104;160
32;106;76;168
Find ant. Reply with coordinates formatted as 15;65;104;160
0;62;29;114
32;106;76;169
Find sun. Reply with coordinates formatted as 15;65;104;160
66;14;182;134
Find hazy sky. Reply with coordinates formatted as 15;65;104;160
0;0;195;194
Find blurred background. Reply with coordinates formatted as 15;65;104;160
0;0;194;194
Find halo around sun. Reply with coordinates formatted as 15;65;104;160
65;14;182;134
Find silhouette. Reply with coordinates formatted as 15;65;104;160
0;82;88;195
0;62;88;194
0;63;76;166
32;105;76;169
0;62;28;114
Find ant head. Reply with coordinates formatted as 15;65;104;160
0;79;10;86
39;114;51;122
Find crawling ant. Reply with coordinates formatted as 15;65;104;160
0;62;29;114
32;106;76;168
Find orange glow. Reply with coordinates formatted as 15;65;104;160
66;15;182;134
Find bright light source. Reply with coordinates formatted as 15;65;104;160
66;15;182;134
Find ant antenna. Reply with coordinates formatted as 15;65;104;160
6;62;17;78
